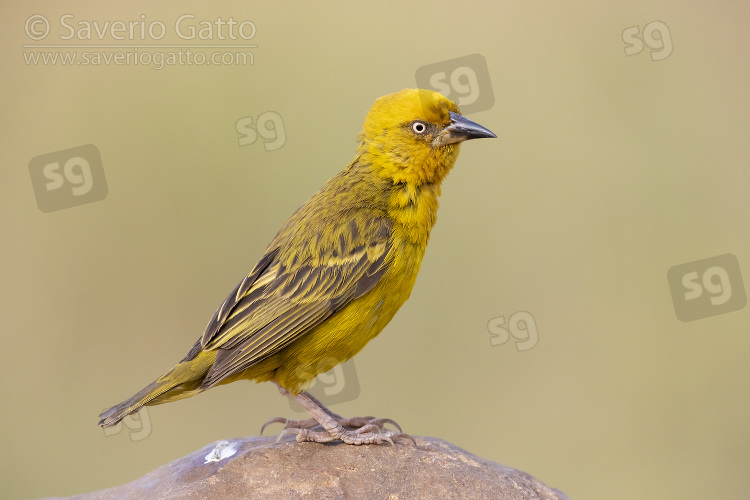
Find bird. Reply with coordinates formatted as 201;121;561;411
98;88;497;445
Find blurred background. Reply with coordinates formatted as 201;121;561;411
3;1;749;499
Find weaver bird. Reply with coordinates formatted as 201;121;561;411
99;89;496;445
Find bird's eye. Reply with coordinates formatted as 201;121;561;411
411;121;428;135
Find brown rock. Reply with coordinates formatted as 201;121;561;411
49;436;569;499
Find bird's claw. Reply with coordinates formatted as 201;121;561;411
279;426;415;446
262;415;402;435
261;416;319;435
338;416;402;432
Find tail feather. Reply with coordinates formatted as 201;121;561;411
98;350;215;427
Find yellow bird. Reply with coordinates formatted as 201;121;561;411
99;89;496;444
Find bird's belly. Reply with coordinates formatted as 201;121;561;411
267;241;426;394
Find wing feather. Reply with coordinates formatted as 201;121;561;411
196;216;393;389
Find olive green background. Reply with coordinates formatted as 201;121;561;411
3;1;749;499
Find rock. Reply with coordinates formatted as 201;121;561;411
49;436;569;500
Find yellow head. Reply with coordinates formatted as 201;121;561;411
358;89;496;186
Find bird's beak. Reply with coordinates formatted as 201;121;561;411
433;111;497;147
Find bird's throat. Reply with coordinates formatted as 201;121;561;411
387;181;441;247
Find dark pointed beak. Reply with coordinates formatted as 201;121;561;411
434;111;497;146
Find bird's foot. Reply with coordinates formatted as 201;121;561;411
279;424;414;445
261;415;402;435
267;384;415;445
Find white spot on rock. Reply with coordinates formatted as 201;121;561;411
204;440;238;463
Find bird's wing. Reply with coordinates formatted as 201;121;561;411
197;216;393;388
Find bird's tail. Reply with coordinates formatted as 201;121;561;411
98;349;216;427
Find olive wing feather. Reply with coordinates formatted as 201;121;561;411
195;217;392;388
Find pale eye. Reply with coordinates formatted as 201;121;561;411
411;121;428;135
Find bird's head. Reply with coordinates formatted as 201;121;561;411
357;89;496;187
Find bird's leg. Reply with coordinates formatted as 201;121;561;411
299;390;344;419
261;387;341;433
280;390;413;445
261;383;403;435
301;391;400;429
263;383;413;445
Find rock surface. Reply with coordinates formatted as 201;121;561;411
47;436;569;500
